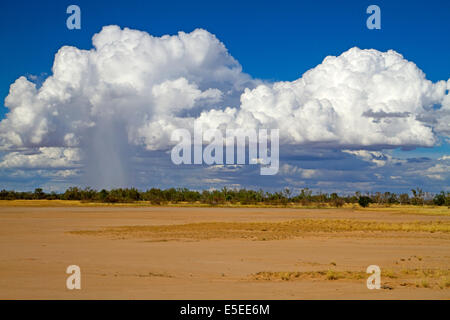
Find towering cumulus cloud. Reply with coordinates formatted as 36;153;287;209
0;25;448;188
0;26;255;187
199;47;448;147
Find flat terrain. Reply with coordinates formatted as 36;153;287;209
0;204;449;299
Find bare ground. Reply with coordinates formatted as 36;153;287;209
0;206;449;299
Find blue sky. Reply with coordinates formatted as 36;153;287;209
2;0;450;111
0;0;449;193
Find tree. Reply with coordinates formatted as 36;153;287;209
332;198;345;208
433;191;446;206
34;188;45;200
411;188;424;205
399;193;409;205
358;196;371;208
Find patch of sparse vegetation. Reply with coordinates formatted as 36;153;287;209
69;219;450;241
439;277;450;289
252;270;366;282
399;269;450;289
382;269;397;279
251;268;450;290
326;270;340;280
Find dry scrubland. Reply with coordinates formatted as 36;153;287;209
0;201;449;299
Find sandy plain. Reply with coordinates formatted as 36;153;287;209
0;203;449;299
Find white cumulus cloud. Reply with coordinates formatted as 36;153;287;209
0;147;81;169
0;25;449;188
199;47;448;148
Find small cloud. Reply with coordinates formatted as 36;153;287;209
203;178;228;184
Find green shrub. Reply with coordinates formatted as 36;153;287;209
358;196;371;208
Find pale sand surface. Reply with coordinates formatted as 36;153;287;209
0;206;449;299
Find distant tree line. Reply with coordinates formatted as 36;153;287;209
0;187;448;207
